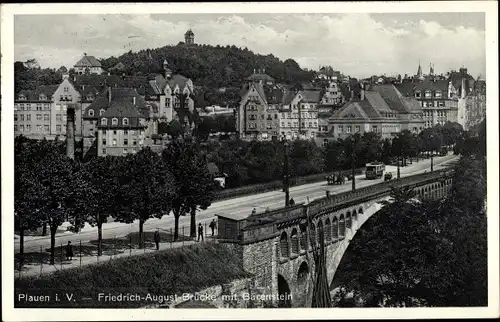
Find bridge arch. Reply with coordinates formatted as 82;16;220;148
277;274;292;307
325;218;332;243
297;261;309;286
352;209;358;225
299;223;308;252
280;231;289;259
290;228;299;255
339;214;346;239
332;217;339;241
346;211;352;229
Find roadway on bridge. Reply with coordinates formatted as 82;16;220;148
14;154;458;253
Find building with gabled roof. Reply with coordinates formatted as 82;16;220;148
326;85;409;141
74;53;104;75
91;87;151;157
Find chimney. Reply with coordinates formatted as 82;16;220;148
66;106;75;160
461;78;466;98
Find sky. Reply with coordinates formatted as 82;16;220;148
14;13;486;79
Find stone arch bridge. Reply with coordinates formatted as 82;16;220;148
218;170;454;308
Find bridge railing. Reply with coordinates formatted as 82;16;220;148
239;170;453;244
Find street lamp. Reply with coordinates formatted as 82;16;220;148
350;136;356;191
283;138;290;206
430;134;434;172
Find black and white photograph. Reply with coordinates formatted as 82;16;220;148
1;2;498;321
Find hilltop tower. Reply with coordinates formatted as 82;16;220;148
185;29;195;45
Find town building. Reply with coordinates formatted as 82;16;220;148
14;74;87;142
91;88;151;157
396;78;459;128
325;84;423;142
74;53;104;75
237;79;283;141
279;90;321;140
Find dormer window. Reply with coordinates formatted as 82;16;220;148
100;109;105;116
18;94;26;101
88;110;94;117
87;95;94;101
415;91;421;98
101;118;107;126
424;90;431;98
112;118;118;126
39;94;47;101
435;91;442;98
123;118;129;126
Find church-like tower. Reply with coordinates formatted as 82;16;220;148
416;61;423;80
185;29;195;45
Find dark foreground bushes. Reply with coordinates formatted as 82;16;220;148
15;243;250;308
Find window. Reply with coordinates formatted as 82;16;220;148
44;114;49;121
112;139;117;146
19;125;24;132
44;104;50;110
36;104;42;111
274;114;278;119
123;118;129;126
355;126;360;133
346;126;352;133
435;91;442;98
124;138;128;145
19;114;24;121
44;125;49;132
89;110;94;117
133;140;137;146
37;125;42;132
124;130;128;135
338;126;343;133
287;122;291;127
113;130;117;135
56;125;61;132
102;138;107;146
415;91;421;98
112;118;118;126
36;114;42;120
372;125;378;132
26;124;31;132
14;125;18;132
64;87;69;92
100;109;105;116
102;130;107;135
102;148;106;155
438;101;445;107
425;91;431;98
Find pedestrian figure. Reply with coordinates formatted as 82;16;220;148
251;208;257;215
197;223;204;242
209;219;217;237
154;230;160;250
289;198;295;206
66;241;74;261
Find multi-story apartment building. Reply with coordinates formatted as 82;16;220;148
94;88;150;157
74;53;104;75
279;90;321;140
237;81;283;141
14;74;87;141
396;78;458;128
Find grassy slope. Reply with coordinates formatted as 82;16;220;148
15;243;249;308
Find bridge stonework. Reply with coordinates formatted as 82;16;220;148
230;171;454;308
